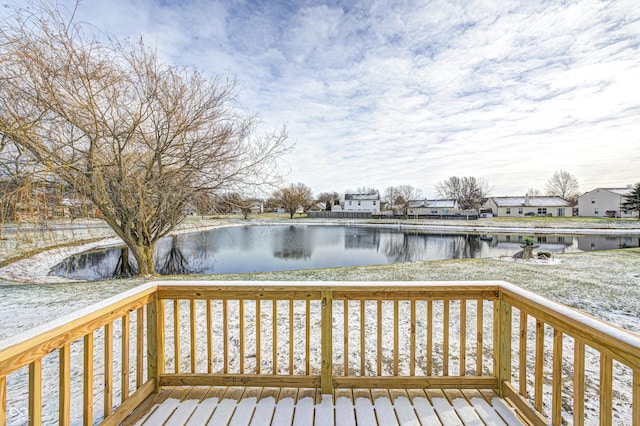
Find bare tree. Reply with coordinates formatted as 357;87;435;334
384;185;422;219
0;4;290;275
317;191;340;211
527;188;542;197
273;183;313;219
434;177;490;210
545;170;580;203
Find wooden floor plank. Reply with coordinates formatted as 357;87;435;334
119;386;529;426
354;396;377;425
249;396;277;426
229;397;258;426
315;394;335;426
335;395;356;426
373;395;399;425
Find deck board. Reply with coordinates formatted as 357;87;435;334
122;386;528;426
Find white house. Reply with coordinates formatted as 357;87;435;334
577;188;634;218
483;195;572;217
344;192;380;213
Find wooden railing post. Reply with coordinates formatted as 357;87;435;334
320;290;333;394
495;293;512;397
147;294;165;392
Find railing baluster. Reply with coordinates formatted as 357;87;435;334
320;290;333;394
272;300;277;374
573;340;585;426
600;354;613;425
552;329;563;424
84;333;94;425
344;300;349;376
190;299;196;373
633;369;639;426
289;299;294;375
122;314;130;401
476;299;483;376
241;300;246;374
206;299;213;373
443;300;449;376
534;319;544;412
410;299;416;376
460;300;466;376
256;300;261;374
427;300;433;376
59;343;71;425
223;299;229;374
360;300;365;376
377;300;382;376
519;311;528;396
393;299;399;376
173;300;181;374
136;308;144;389
0;375;5;426
29;359;42;426
305;299;310;376
104;323;113;418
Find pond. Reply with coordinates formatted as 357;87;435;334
50;224;640;280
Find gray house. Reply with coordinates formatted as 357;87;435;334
483;195;572;217
577;188;634;218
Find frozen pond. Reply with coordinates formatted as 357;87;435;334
50;225;640;280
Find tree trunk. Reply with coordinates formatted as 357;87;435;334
130;243;156;276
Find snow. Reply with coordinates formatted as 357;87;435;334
393;397;420;426
334;397;356;426
249;396;276;426
314;394;334;426
185;397;219;426
270;397;295;426
469;397;507;426
229;397;257;426
292;397;314;425
432;398;464;426
207;398;237;424
354;397;377;424
490;398;525;426
373;397;399;425
411;397;441;425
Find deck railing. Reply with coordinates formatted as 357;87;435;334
0;280;638;425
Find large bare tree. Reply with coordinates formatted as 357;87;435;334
545;170;580;203
0;4;290;275
434;176;490;210
273;183;313;219
384;184;422;219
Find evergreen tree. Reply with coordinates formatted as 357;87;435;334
621;183;640;219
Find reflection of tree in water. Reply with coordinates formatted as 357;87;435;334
272;226;313;260
156;236;191;275
383;231;427;263
114;247;138;278
449;234;481;259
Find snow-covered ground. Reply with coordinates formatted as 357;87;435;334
0;217;639;425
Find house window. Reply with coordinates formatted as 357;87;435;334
591;198;596;204
431;209;438;214
506;235;511;242
594;208;599;214
506;208;511;215
373;200;376;205
358;201;361;206
537;208;547;215
518;208;523;215
349;201;352;206
557;208;565;217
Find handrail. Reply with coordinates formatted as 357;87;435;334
0;280;638;425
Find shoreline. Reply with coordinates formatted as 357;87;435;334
1;217;639;284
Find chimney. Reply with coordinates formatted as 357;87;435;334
525;193;530;206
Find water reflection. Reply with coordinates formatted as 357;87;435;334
49;225;639;281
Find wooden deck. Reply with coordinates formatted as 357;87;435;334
122;386;527;425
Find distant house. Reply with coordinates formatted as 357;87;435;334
407;199;458;216
577;188;634;218
307;201;327;212
344;192;380;213
483;195;572;217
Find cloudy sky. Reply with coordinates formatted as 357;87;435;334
10;0;640;197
